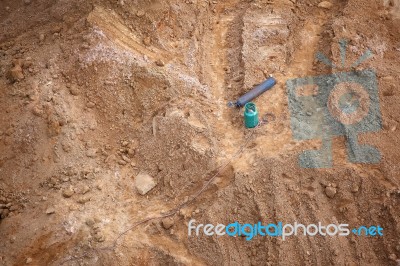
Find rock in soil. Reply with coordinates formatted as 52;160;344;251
325;186;337;198
134;173;156;195
318;1;333;9
62;187;74;198
161;217;174;229
45;207;55;214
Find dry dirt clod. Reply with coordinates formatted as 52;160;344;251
121;140;129;147
45;207;55;214
77;185;91;194
136;10;145;17
94;233;105;242
86;218;95;227
161;217;174;229
39;33;45;42
61;141;72;153
325;186;337;198
77;195;91;204
69;85;80;96
134;173;156;195
155;59;165;67
383;87;395;96
118;160;127;165
0;1;398;265
128;148;135;156
62;187;74;198
233;75;243;82
86;148;97;158
143;36;151;46
318;1;333;9
86;101;96;108
9;65;24;82
23;58;33;69
122;155;130;162
382;76;394;81
31;105;44;117
351;184;359;193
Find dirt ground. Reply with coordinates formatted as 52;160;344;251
0;0;399;265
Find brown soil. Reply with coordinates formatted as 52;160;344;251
0;0;399;265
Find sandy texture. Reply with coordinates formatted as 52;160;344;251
0;0;399;265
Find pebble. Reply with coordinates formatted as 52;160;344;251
45;207;55;214
26;257;33;264
155;59;165;67
78;185;91;194
136;10;145;17
134;173;156;195
69;85;80;96
118;160;127;165
351;184;359;193
318;1;333;9
86;218;95;227
62;187;74;198
325;186;337;198
32;105;44;117
69;205;78;211
86;101;96;108
128;148;135;156
161;217;174;229
122;155;130;162
77;196;91;204
39;33;45;42
121;141;129;147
